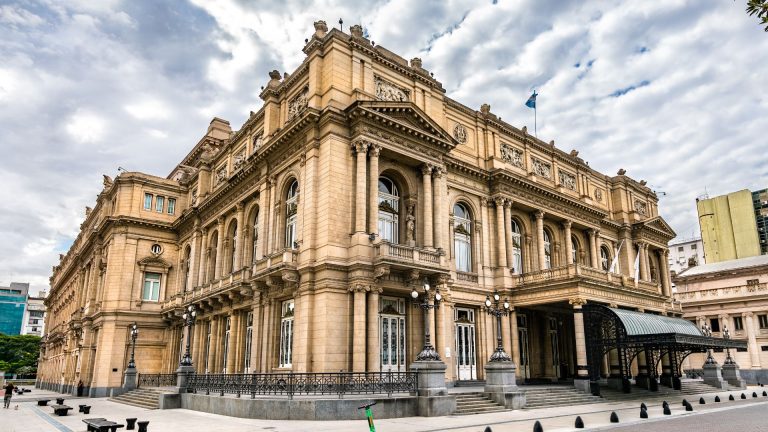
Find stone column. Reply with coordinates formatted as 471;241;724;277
352;284;367;371
257;181;269;260
189;229;201;289
660;250;671;296
226;312;238;373
368;144;381;235
503;200;513;268
639;242;649;281
421;164;434;247
510;309;520;374
197;228;208;284
214;217;225;279
207;317;218;373
501;313;512;356
249;300;262;372
494;197;507;268
234;203;245;271
265;176;276;255
367;287;381;372
570;298;589;391
435;296;448;362
535;210;546;270
260;300;273;372
743;312;761;368
353;142;368;233
432;167;445;251
587;229;598;268
563;221;573;265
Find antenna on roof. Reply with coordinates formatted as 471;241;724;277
339;18;343;32
117;167;127;173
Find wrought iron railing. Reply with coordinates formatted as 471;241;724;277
138;373;177;388
186;371;418;399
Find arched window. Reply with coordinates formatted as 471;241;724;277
511;220;523;274
378;177;399;243
285;180;299;248
228;220;238;274
183;246;191;292
453;203;472;272
251;209;259;263
600;246;611;271
543;229;552;269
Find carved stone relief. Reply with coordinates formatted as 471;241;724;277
531;158;551;178
594;188;603;202
634;199;647;216
215;165;228;184
558;170;576;190
287;86;309;121
453;123;467;144
500;143;523;168
374;75;410;102
233;150;246;171
252;133;263;152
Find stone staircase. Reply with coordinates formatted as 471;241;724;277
453;392;507;415
453;379;485;387
522;386;602;409
109;388;168;409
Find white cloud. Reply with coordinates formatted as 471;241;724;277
125;99;171;120
65;110;107;144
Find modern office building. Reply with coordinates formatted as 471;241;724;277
22;291;47;336
697;189;761;263
667;237;705;276
37;22;679;398
0;282;29;335
753;188;768;255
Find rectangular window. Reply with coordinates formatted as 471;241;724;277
762;346;768;352
167;198;176;215
678;246;684;252
710;318;720;332
734;316;744;331
736;347;748;352
690;244;697;250
142;272;161;301
279;300;294;367
144;193;153;210
759;314;768;329
155;196;165;213
244;312;253;373
222;316;231;373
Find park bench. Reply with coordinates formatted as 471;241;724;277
36;399;51;406
83;418;125;432
50;404;73;416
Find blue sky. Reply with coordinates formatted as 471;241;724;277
1;0;767;293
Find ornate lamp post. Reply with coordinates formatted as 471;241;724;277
485;292;511;362
411;278;442;361
723;325;735;365
701;323;716;364
127;323;139;369
180;305;197;367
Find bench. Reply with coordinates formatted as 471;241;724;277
83;418;125;432
50;404;73;416
37;399;51;406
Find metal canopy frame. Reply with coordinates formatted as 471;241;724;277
583;304;747;394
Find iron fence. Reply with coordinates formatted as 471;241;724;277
186;371;418;399
138;373;177;388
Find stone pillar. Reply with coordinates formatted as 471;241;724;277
721;363;746;388
702;362;728;389
587;229;598;268
639;242;649;281
197;228;208;284
535;210;546;270
570;298;590;392
510;309;520;376
432;167;445;251
368;144;381;235
743;312;762;368
563;221;573;265
635;350;650;389
409;361;454;416
352;284;367;371
501;314;512;358
207;317;218;373
265;176;276;255
353;141;369;233
189;228;200;289
249;299;262;372
257;181;269;260
214;217;225;279
660;250;671;296
503;200;513;268
435;296;448;362
494;197;507;268
421;164;434;247
234;203;245;271
367;288;381;372
226;312;238;373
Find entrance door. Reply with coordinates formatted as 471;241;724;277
517;313;531;379
455;308;476;380
549;317;561;378
380;297;406;372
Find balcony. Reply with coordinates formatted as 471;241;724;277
512;264;661;295
676;282;768;303
373;242;445;273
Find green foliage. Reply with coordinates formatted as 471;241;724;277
0;334;41;374
747;0;768;31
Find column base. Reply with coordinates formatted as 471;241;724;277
702;363;728;390
722;363;746;389
410;360;448;397
123;367;137;391
175;365;195;394
573;376;590;393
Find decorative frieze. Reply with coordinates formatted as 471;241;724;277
374;75;410;102
233;150;246;171
558;170;576;190
215;165;228;185
287;86;309;121
500;143;523;168
453;123;467;144
531;157;551;179
634;199;647;216
252;133;263;153
594;188;603;202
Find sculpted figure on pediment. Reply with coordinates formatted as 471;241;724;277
558;170;576;190
287;86;309;121
532;158;551;178
634;200;647;216
500;143;523;167
374;75;410;102
233;151;246;171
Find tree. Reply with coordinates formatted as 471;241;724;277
0;334;41;374
747;0;768;31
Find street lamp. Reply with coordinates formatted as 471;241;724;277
723;325;735;365
127;323;139;369
485;292;512;362
411;278;442;361
180;305;197;367
701;323;716;364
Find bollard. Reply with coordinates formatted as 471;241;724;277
763;391;767;397
699;397;705;405
533;420;543;432
663;405;671;415
685;402;693;412
640;402;647;411
574;416;584;429
681;399;688;406
610;412;619;423
715;396;721;402
126;418;137;430
741;393;746;399
137;421;150;432
640;408;648;419
729;394;735;401
752;392;757;398
484;428;492;432
662;401;669;409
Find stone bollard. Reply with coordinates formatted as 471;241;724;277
126;418;137;430
533;420;543;432
640;408;648;419
610;412;619;423
640;402;647;410
575;416;584;429
137;421;149;432
729;394;735;401
484;427;492;432
715;396;721;402
741;393;746;399
752;392;757;398
763;391;767;397
681;398;688;406
685;402;693;412
662;401;669;409
663;405;671;415
699;397;706;404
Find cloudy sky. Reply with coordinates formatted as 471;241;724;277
1;0;767;293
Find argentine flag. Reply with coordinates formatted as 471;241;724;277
525;91;538;109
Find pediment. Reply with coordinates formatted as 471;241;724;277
137;255;173;270
633;216;676;238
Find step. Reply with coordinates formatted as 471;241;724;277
108;398;158;410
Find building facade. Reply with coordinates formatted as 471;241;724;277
0;282;29;335
22;291;47;336
667;237;705;276
753;188;768;255
697;189;762;263
37;22;677;397
676;255;768;383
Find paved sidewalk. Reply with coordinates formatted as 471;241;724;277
0;386;765;432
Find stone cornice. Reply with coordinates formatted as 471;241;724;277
228;107;265;148
444;155;490;181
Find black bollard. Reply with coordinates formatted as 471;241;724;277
752;392;758;398
610;412;619;423
663;405;671;415
575;416;584;429
729;394;735;401
533;420;543;432
640;408;648;419
681;398;688;406
763;391;767;397
715;396;721;402
741;393;747;399
699;397;705;405
484;428;492;432
685;402;693;412
640;402;647;410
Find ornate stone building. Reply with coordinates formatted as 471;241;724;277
38;21;677;397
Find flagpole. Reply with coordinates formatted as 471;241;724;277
534;104;537;137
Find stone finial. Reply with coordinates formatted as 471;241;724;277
639;180;647;186
522;126;528;134
410;57;423;68
268;70;281;81
549;140;555;147
283;72;289;79
350;24;364;38
570;150;579;157
480;103;491;114
617;168;626;175
85;206;92;217
313;20;328;38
